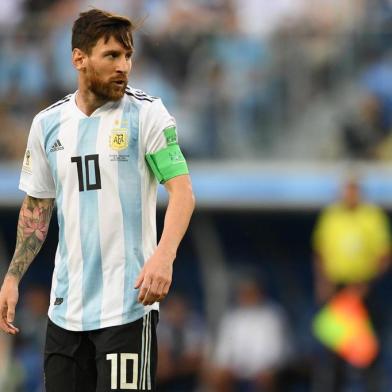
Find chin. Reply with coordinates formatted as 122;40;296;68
109;91;125;101
109;84;127;101
89;79;126;102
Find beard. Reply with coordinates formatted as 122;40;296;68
86;65;127;102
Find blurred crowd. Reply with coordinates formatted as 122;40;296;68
2;0;392;162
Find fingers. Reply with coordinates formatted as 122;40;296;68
0;282;20;335
138;275;172;306
6;321;19;334
7;301;15;324
0;303;19;335
159;281;171;302
134;269;145;289
138;283;156;306
137;275;152;304
146;280;164;305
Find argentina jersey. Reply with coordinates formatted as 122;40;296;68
19;86;188;331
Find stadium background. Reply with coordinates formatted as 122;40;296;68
1;0;392;391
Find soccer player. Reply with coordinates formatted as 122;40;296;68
0;9;195;392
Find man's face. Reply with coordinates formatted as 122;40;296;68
83;35;132;101
342;181;360;208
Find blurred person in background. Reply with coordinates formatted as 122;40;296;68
156;293;206;391
0;104;29;162
0;0;25;33
312;177;391;391
341;53;392;159
208;276;293;392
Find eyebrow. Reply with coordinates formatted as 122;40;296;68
102;49;133;56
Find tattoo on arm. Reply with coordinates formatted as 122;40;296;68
7;196;54;281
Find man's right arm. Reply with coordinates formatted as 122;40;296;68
0;195;54;334
313;252;336;304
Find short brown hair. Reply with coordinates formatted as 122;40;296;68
72;9;134;55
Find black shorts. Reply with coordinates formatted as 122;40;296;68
44;311;158;392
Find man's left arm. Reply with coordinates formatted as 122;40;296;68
135;174;195;305
351;207;392;298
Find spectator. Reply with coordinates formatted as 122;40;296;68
231;0;306;37
312;176;391;391
209;276;293;392
0;104;28;162
342;55;392;159
0;0;25;31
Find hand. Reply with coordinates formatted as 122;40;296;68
0;276;20;335
349;282;370;299
134;251;173;306
315;279;336;305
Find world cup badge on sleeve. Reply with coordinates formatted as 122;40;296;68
22;149;32;174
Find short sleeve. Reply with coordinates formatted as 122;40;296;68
143;99;176;153
312;210;328;254
19;117;56;198
369;207;391;257
143;99;189;183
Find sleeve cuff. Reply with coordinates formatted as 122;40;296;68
19;183;56;199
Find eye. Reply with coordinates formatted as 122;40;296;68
106;52;118;59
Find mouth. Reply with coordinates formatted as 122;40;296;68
112;80;127;87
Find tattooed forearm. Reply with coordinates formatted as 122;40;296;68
7;196;54;282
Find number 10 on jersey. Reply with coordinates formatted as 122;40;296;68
71;154;102;192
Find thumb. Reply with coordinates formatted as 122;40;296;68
134;269;145;289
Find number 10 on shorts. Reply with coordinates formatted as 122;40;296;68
106;353;139;390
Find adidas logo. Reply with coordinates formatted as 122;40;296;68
50;139;64;152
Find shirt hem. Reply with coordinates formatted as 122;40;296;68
48;303;159;332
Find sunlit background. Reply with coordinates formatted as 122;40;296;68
1;0;392;391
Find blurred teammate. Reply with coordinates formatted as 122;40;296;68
312;177;391;391
0;9;195;392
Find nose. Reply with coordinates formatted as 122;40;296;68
116;55;131;74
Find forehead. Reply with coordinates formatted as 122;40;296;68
91;35;130;53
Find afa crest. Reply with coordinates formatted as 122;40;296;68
110;128;129;151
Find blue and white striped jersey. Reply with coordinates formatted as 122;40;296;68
19;87;181;331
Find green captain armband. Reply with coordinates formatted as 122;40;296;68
146;144;189;183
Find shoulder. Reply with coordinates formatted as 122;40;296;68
124;86;173;127
317;203;340;221
124;86;159;104
359;203;387;218
360;202;381;211
35;94;73;122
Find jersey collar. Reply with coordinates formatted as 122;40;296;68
70;91;122;118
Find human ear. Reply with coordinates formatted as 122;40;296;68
72;48;87;71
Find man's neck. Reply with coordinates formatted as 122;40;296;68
343;201;360;210
75;87;108;117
